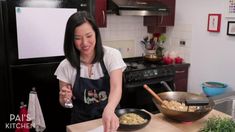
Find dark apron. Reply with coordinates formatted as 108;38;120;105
70;60;110;124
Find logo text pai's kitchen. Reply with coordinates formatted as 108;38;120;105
5;114;32;129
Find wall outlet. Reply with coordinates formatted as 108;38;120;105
179;40;186;46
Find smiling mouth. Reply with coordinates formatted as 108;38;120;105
82;46;90;51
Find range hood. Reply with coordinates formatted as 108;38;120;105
109;0;169;16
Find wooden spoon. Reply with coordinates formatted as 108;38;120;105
143;84;165;105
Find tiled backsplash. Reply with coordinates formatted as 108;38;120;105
99;14;147;57
165;24;192;63
103;40;135;58
100;15;192;62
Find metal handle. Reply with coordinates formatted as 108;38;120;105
176;70;185;74
160;81;172;91
173;82;176;91
160;15;164;24
80;3;87;7
102;10;105;25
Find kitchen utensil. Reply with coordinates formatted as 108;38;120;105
143;84;164;105
160;81;172;91
152;91;215;122
160;81;209;106
115;108;151;131
64;85;73;108
202;82;228;97
65;99;73;108
185;98;209;106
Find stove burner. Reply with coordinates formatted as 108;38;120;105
150;64;157;68
123;57;175;86
126;62;145;71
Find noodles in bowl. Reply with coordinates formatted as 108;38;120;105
161;100;197;112
119;113;147;125
115;108;151;131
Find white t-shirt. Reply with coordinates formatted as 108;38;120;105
54;46;126;87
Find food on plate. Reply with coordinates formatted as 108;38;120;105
161;100;197;112
119;113;147;125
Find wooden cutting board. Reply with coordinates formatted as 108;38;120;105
66;109;231;132
67;111;182;132
121;115;182;132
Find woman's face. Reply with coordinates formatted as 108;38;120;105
74;21;96;57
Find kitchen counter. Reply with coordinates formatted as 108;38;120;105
66;109;231;132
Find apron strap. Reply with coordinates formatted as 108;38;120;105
100;59;109;76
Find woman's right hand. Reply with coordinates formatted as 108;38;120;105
59;85;73;106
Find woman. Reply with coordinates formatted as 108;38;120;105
54;11;126;132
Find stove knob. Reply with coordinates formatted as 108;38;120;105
153;70;158;75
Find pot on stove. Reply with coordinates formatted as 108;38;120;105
144;50;162;62
144;54;162;62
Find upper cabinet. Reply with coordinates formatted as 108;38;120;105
143;0;175;33
95;0;107;27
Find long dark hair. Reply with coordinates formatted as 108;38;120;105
64;11;104;69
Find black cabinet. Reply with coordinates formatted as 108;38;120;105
174;63;190;92
0;2;13;131
9;62;71;132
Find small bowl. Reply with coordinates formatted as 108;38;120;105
202;82;228;97
115;108;151;131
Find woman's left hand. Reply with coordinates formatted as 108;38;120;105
102;106;119;132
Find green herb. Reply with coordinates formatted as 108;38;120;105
158;34;166;43
200;116;235;132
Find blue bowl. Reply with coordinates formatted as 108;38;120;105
202;82;228;97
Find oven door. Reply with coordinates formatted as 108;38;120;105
120;79;174;114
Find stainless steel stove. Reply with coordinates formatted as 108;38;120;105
120;57;176;113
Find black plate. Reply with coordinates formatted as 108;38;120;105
115;108;151;131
